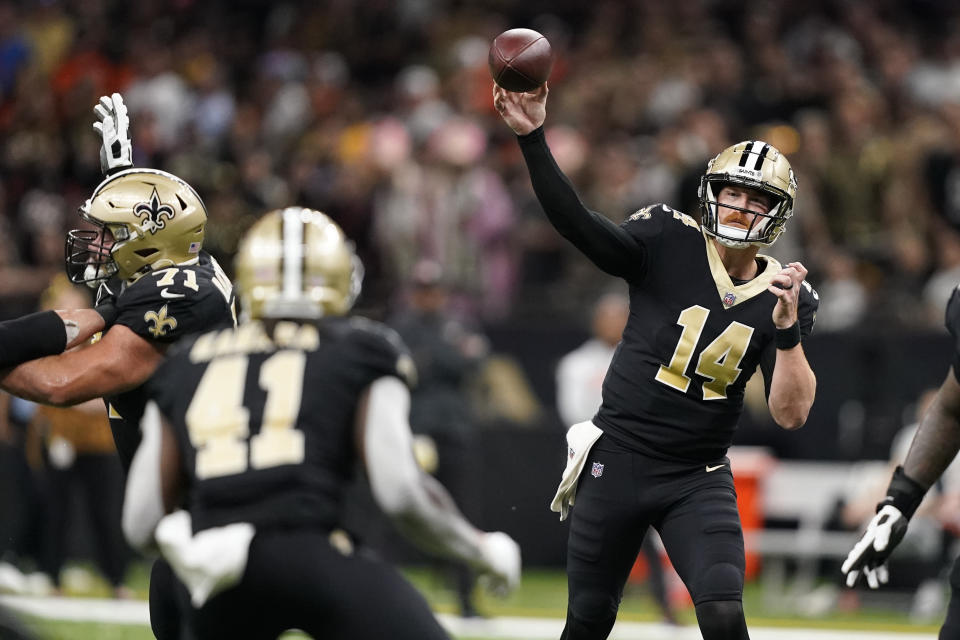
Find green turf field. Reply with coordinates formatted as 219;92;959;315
10;563;944;639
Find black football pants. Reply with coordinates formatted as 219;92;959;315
941;558;960;639
179;528;451;640
561;435;748;640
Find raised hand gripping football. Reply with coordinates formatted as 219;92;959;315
93;93;133;175
841;504;908;589
493;83;547;136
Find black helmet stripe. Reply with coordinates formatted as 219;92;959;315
738;141;770;171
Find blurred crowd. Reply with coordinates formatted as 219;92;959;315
4;0;960;328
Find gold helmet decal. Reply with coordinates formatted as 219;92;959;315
235;207;363;320
698;140;798;248
66;168;206;285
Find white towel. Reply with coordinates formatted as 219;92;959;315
549;421;603;521
154;510;256;608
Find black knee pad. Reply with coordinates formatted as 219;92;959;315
563;590;619;640
695;600;748;640
568;588;618;624
694;561;744;604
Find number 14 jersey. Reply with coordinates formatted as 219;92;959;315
595;204;818;463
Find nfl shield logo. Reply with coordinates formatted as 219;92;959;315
591;462;604;478
723;292;736;307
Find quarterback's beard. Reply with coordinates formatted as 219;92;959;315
83;262;117;288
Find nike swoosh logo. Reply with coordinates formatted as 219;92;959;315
160;289;185;299
705;464;726;472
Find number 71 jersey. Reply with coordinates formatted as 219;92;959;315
143;316;416;534
594;204;818;462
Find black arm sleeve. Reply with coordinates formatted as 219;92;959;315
518;127;646;280
0;310;67;368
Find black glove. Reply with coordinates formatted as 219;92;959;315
94;281;119;328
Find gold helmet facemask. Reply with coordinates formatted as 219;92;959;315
234;207;363;320
698;140;798;249
65;168;207;285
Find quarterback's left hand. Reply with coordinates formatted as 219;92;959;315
841;505;908;589
93;93;133;175
769;261;805;329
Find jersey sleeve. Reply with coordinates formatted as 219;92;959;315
798;279;820;338
517;127;647;281
114;268;229;344
343;319;418;391
945;287;960;380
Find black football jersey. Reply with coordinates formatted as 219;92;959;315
144;316;415;533
594;204;818;462
105;252;236;468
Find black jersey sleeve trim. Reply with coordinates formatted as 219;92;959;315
518;127;646;281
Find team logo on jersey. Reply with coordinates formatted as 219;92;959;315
134;188;176;234
144;304;178;337
723;292;737;307
591;462;604;478
628;206;653;221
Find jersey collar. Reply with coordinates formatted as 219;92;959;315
703;232;781;309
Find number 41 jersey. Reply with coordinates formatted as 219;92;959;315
143;316;415;534
594;204;818;463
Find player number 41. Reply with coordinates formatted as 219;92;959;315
185;351;307;479
655;305;754;400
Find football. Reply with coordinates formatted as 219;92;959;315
488;28;554;93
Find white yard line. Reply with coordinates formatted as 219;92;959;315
0;595;937;639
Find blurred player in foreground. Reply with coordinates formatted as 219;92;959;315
121;207;521;639
495;81;817;640
843;288;960;638
0;93;236;639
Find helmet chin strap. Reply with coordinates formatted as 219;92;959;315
83;263;117;287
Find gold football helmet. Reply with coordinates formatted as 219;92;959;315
698;140;798;248
66;168;207;284
234;207;363;320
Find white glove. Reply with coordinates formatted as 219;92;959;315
93;93;133;175
476;531;521;596
841;504;907;589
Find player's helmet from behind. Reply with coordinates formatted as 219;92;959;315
234;207;363;320
698;140;798;248
66;168;207;284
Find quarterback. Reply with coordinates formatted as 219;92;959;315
495;83;817;640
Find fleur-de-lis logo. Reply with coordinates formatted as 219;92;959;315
144;304;178;338
134;188;176;234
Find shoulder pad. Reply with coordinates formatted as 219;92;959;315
344;317;417;387
120;267;209;307
115;266;231;342
626;203;699;229
798;279;820;337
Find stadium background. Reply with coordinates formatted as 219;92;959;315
1;0;960;635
